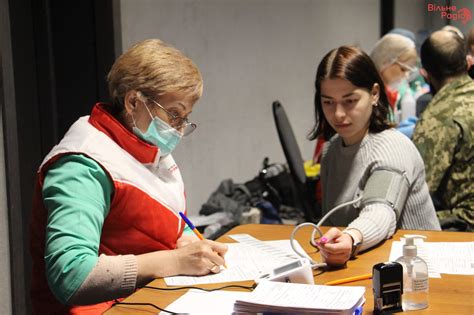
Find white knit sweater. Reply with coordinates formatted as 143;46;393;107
321;129;440;252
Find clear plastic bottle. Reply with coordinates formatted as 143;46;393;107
400;84;416;121
395;235;429;311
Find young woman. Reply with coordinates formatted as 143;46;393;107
308;46;440;266
30;39;228;314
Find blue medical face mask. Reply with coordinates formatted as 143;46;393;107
132;104;182;157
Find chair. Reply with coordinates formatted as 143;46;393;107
272;100;320;222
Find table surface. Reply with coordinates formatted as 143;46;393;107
105;224;474;314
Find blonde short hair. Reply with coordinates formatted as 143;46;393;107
370;34;416;72
107;39;203;106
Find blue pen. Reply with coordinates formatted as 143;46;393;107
179;211;227;268
179;212;205;240
353;305;363;315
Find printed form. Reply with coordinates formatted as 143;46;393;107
164;235;310;286
162;279;365;314
234;281;365;314
388;239;474;278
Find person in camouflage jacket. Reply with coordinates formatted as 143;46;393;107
413;30;474;231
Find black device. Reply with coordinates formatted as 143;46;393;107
372;262;403;314
272;101;320;222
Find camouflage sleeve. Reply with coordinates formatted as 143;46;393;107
445;114;474;231
413;119;461;194
415;112;474;231
453;202;474;229
437;207;474;231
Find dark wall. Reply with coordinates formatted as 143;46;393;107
380;0;395;36
1;0;115;313
49;0;115;138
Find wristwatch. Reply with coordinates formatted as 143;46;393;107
343;230;363;259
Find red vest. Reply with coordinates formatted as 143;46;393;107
30;103;186;314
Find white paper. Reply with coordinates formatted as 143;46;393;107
162;283;365;314
388;239;474;277
425;242;474;275
159;289;251;314
388;239;441;278
165;239;309;285
235;281;365;311
228;233;309;260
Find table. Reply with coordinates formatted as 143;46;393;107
105;224;474;314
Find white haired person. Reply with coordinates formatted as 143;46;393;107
30;39;228;314
371;33;426;137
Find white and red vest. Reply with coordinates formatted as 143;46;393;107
30;103;186;314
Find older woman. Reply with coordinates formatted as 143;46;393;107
371;33;420;129
30;39;227;314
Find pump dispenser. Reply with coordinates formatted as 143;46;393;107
395;235;429;310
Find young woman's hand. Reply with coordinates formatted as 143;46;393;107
174;240;228;275
316;227;352;266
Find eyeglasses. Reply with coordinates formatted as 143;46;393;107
146;96;196;136
396;61;419;82
396;61;417;73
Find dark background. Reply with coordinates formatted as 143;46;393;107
1;0;116;313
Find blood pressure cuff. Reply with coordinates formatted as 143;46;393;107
361;168;410;221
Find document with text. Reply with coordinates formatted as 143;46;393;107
388;239;474;277
234;281;365;314
161;282;365;315
164;237;310;286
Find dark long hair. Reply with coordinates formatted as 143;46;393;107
308;46;393;141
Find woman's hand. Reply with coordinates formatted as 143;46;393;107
174;240;228;276
137;239;228;284
176;234;200;248
316;227;352;266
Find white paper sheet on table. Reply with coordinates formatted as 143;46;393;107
159;289;251;315
164;237;310;286
388;239;474;278
161;281;365;315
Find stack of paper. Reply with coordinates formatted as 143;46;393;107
234;281;365;314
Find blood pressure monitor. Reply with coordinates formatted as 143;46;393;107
256;259;314;285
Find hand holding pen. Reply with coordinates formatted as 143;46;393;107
178;212;228;274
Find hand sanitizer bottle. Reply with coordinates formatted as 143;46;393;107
395;235;429;310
